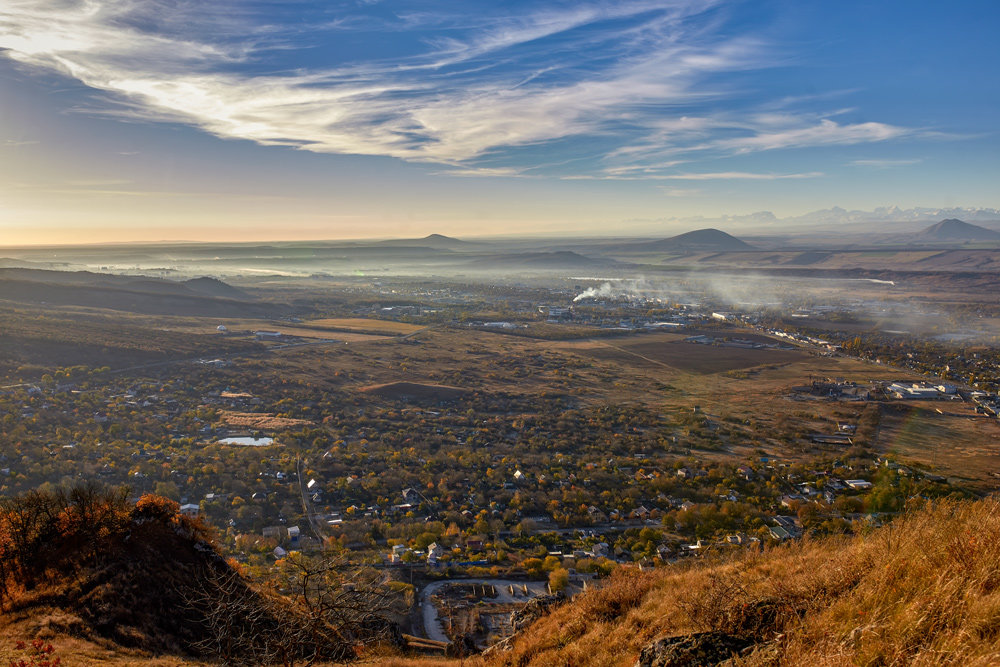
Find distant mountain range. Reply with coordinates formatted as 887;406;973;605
647;206;1000;233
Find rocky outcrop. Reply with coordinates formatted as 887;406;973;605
635;631;751;667
484;592;567;656
510;592;566;632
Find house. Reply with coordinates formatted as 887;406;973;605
630;506;650;520
402;487;420;503
287;526;300;545
780;495;803;509
179;503;200;518
391;544;408;561
845;479;873;490
586;506;608;522
465;535;486;552
592;542;611;558
427;542;445;565
263;526;288;540
768;526;792;541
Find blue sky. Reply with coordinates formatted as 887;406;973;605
0;0;998;242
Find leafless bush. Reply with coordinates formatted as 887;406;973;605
179;553;400;665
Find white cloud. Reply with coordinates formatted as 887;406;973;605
713;119;907;153
0;0;921;177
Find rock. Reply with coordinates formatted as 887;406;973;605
510;592;566;632
446;634;480;658
635;631;751;667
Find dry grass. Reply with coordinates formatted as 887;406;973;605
388;497;1000;667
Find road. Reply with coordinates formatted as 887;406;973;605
296;456;327;543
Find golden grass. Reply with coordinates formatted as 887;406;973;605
436;498;1000;667
8;499;1000;666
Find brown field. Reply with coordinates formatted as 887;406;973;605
570;337;809;375
259;326;393;341
131;315;404;340
217;410;314;430
875;401;1000;486
305;318;426;334
360;381;467;401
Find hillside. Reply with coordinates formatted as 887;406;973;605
464;497;1000;666
8;490;1000;665
600;229;753;254
651;228;754;251
0;268;272;316
0;486;398;665
916;218;1000;242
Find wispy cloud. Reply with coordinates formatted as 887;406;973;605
712;119;907;153
0;0;923;177
658;186;702;197
435;167;524;178
850;158;922;168
664;171;823;180
66;179;133;187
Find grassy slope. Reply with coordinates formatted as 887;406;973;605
401;498;1000;666
6;497;999;666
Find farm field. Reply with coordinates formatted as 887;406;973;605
571;337;809;375
304;318;426;334
875;402;1000;487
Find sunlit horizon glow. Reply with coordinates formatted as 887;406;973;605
1;0;998;244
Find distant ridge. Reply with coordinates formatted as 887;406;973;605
0;268;276;316
183;276;249;299
375;233;474;249
648;228;753;251
916;218;1000;242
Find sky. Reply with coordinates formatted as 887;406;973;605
1;0;998;244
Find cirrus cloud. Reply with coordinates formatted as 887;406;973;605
0;0;920;178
